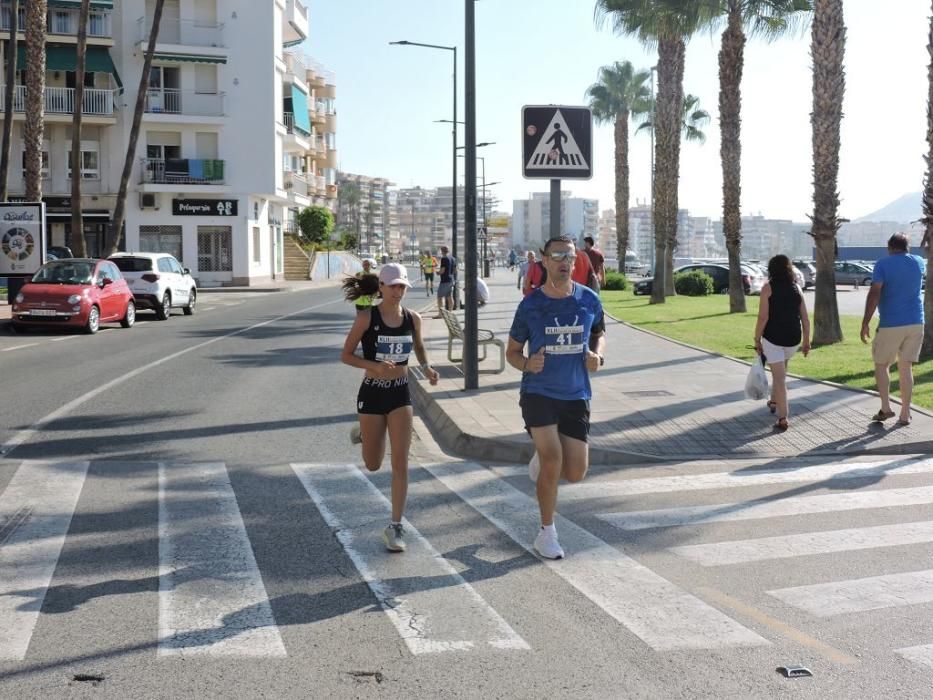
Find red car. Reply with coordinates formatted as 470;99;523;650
11;258;136;334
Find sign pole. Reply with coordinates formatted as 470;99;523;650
549;178;561;239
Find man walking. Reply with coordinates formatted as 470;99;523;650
582;236;606;288
517;250;535;290
436;245;454;316
506;235;606;559
420;251;435;296
861;233;926;425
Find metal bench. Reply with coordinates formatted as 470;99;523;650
439;309;505;374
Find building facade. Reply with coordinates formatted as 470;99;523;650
510;191;599;251
336;173;395;257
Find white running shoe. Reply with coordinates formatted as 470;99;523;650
382;523;407;552
528;452;540;483
350;424;362;445
533;527;564;560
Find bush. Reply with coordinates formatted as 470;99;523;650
674;270;714;296
602;270;628;291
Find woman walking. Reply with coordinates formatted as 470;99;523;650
754;254;811;431
341;263;439;552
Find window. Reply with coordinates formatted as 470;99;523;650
50;10;72;34
68;142;100;180
157;257;174;273
198;226;232;272
252;227;261;264
22;142;51;179
139;225;183;261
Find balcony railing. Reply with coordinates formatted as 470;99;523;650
137;17;225;48
141;158;225;185
284;171;310;197
2;5;112;38
0;85;116;116
145;88;225;117
283;51;310;76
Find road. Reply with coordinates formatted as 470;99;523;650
1;285;932;698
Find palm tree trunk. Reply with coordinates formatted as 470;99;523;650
921;0;933;359
613;111;630;273
720;5;747;313
810;0;846;345
70;0;90;258
0;0;20;201
23;0;46;202
105;0;165;255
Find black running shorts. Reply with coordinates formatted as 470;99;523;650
357;376;412;415
520;393;590;443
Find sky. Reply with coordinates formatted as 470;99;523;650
306;0;929;223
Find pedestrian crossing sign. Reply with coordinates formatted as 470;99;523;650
522;105;592;180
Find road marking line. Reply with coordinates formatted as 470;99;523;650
201;307;216;312
1;343;38;352
50;335;79;342
291;463;528;654
0;461;90;661
599;485;933;531
896;643;933;668
0;297;343;458
696;587;856;664
159;462;286;657
671;520;933;566
421;460;768;651
768;568;933;616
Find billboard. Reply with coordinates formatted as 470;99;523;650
0;202;45;275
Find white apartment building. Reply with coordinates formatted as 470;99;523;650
2;0;338;286
510;191;599;251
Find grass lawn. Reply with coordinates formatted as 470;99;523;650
601;289;933;412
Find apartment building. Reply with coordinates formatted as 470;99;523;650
336;173;395;257
510;192;599;251
2;0;338;286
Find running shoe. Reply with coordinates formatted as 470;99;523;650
382;523;407;552
533;527;564;560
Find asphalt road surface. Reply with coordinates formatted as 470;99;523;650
1;284;932;698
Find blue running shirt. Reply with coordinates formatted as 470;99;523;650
872;253;925;328
509;284;605;401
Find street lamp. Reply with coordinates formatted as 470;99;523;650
457;142;494;276
390;40;459;278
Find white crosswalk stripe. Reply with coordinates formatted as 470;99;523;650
768;569;933;616
0;461;90;661
896;643;933;668
291;462;529;654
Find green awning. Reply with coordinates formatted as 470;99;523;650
153;52;227;65
48;1;114;8
283;38;304;48
16;46;121;88
290;85;312;136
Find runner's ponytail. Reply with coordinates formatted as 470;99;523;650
342;273;380;301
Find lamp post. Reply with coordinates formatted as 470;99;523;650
649;64;657;275
457;142;494;277
390;40;458;279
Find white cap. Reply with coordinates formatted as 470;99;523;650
378;262;411;288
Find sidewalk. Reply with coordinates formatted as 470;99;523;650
410;269;933;464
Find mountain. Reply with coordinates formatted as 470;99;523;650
854;192;922;224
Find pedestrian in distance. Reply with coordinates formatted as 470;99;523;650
753;254;811;431
353;258;378;313
518;250;535;291
582;236;606;288
508;249;518;271
435;245;455;316
420;251;435;296
861;232;926;426
340;263;440;552
507;235;606;560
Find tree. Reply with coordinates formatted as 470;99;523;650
0;0;20;201
715;0;811;314
23;0;46;202
296;205;334;245
921;0;933;360
595;0;716;304
69;0;91;258
809;0;846;345
585;61;652;273
637;93;711;294
104;0;165;255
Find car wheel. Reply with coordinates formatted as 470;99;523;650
155;292;171;320
718;286;729;295
183;289;196;315
85;305;100;334
862;277;872;286
121;300;136;328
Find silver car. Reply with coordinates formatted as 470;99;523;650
833;261;873;286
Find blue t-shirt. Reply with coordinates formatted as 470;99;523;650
509;284;605;401
872;253;925;328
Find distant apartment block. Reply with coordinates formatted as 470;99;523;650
715;216;811;262
337;173;395;256
393;185;492;258
510;192;599;251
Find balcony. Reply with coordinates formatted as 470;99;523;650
144;88;225;117
284;171;311;199
141;158;225;185
1;5;113;39
137;17;225;49
283;0;309;46
0;84;116;116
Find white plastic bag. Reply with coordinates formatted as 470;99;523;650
744;355;770;400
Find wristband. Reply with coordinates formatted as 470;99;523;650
421;363;432;372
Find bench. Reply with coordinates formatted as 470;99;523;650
439;309;505;374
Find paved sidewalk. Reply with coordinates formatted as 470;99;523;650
410;269;933;464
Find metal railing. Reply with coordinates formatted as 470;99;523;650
140;158;226;185
0;85;116;116
137;17;225;47
283;51;310;76
284;171;310;197
2;5;112;38
145;88;225;117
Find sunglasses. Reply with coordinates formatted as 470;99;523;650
546;252;577;262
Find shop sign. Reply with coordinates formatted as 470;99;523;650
0;202;45;275
172;199;238;216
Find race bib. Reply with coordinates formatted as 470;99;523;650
376;334;413;362
544;316;584;355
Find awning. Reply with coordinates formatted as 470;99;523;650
290;85;312;136
283;38;304;48
48;1;113;8
16;46;122;88
153;52;227;65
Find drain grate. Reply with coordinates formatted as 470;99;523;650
621;390;674;398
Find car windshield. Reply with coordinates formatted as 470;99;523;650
110;257;153;273
32;261;94;285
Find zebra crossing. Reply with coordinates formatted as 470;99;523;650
2;455;933;667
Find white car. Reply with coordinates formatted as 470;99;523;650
108;252;196;319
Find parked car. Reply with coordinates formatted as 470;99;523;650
108;252;197;319
833;260;873;286
792;260;816;289
633;263;751;296
45;245;74;262
11;258;135;334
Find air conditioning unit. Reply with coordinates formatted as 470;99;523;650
139;192;159;210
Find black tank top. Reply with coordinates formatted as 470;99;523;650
361;306;415;364
763;281;802;347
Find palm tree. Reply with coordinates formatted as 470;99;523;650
104;0;165;255
921;1;933;360
595;0;716;304
809;0;846;345
716;0;811;314
69;0;91;258
0;0;20;201
586;62;651;273
23;0;46;202
637;93;710;294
